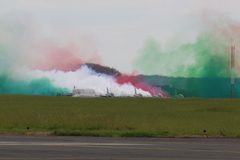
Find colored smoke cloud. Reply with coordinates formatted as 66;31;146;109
134;13;240;78
0;15;164;97
133;12;240;98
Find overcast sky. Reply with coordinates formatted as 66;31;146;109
1;0;240;73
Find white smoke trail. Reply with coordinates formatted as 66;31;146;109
11;65;151;97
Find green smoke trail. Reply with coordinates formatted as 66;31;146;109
134;31;230;78
0;75;70;96
133;18;240;98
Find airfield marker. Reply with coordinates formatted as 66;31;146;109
203;130;207;137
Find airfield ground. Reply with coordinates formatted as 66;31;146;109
0;94;240;137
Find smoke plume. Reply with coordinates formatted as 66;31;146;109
134;12;240;98
0;14;166;97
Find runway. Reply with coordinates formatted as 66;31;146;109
0;134;240;160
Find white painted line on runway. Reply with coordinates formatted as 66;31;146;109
0;142;150;146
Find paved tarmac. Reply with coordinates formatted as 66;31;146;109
0;134;240;160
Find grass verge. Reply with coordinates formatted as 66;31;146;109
0;94;240;137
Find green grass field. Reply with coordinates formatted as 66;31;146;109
0;94;240;137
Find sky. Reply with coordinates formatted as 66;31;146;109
1;0;240;74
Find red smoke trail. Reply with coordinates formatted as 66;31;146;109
38;47;84;72
32;44;102;72
115;74;168;97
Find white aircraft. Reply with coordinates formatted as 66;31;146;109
174;89;184;98
72;86;96;97
105;87;115;97
134;88;143;97
152;90;162;98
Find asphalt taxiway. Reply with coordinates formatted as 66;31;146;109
0;134;239;160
